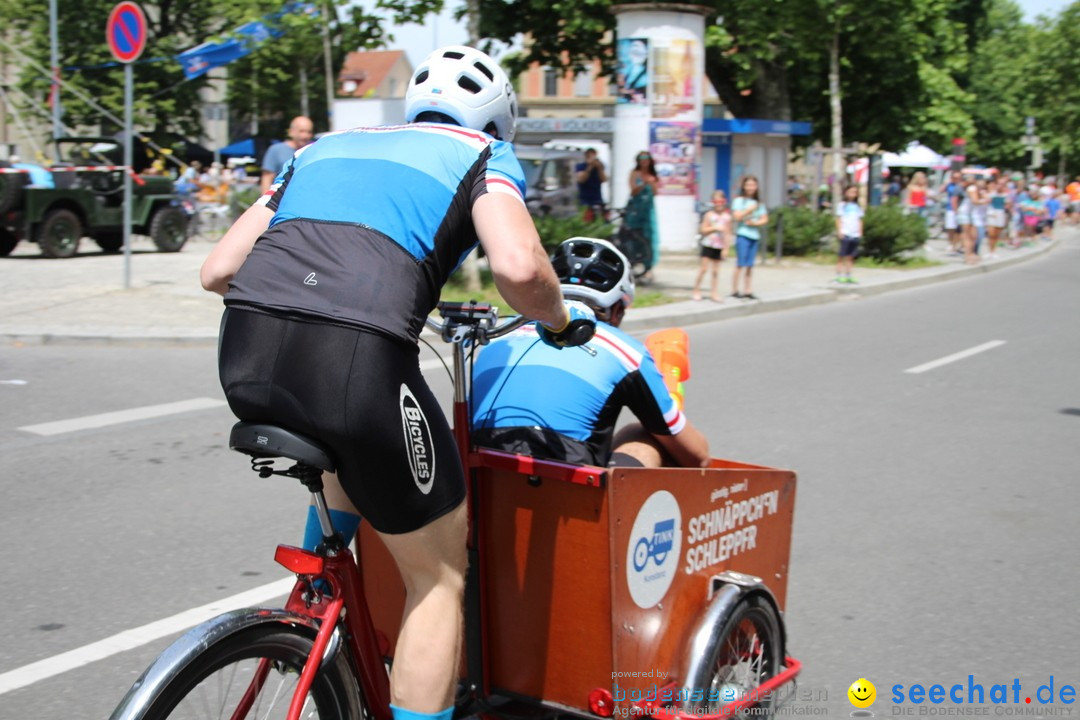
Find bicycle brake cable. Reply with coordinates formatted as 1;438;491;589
419;334;453;386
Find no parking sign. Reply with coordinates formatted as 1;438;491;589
105;1;148;288
106;2;147;64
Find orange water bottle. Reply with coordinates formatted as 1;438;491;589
645;328;690;411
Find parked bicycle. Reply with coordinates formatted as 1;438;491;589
608;207;653;279
111;300;801;720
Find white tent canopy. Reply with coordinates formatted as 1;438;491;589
883;141;947;169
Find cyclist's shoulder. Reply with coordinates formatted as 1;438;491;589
591;323;650;368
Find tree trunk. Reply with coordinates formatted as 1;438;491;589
829;27;844;211
458;0;483;294
704;54;792;121
300;65;309;119
322;0;335;130
1058;134;1067;184
751;57;791;121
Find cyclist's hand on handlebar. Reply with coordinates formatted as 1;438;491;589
537;300;596;348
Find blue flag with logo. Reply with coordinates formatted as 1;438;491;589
177;3;316;80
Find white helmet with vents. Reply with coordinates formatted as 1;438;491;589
405;45;517;142
551;237;635;313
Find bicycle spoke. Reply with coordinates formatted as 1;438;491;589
258;669;297;720
218;660;240;719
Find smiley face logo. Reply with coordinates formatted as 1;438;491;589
848;678;876;708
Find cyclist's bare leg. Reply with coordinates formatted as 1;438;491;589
297;471;361;549
321;471;359;514
376;501;468;713
612;424;666;467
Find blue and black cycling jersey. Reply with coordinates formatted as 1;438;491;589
471;322;686;466
225;123;527;344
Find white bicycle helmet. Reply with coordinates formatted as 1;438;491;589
405;46;517;142
551;237;635;313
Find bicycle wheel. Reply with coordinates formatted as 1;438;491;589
614;226;652;278
687;595;783;716
141;624;363;720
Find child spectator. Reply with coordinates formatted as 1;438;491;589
1019;187;1044;242
692;190;732;302
834;185;863;284
730;175;768;299
1044;191;1062;239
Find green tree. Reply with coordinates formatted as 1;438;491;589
473;0;980;153
0;0;433;148
965;0;1034;167
224;2;394;139
0;0;241;140
1026;2;1080;176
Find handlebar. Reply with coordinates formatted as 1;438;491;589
425;301;529;347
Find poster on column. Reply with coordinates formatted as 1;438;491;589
650;38;698;119
650;122;698;196
615;37;650;109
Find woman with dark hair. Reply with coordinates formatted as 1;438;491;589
730;175;768;299
625;151;659;279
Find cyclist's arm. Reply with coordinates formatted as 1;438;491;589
473;192;566;330
653;419;710;468
618;345;710;468
200;203;274;295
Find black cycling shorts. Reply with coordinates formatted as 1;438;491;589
218;307;465;534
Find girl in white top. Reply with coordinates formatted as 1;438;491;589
692;190;733;302
986;178;1009;258
965;180;987;264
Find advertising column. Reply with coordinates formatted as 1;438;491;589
613;4;708;253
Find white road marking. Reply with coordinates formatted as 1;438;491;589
0;577;295;696
0;379;28;385
904;340;1006;374
17;398;228;436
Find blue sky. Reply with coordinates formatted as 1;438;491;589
369;0;1074;68
1019;0;1072;19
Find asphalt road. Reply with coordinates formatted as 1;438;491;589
0;235;1077;719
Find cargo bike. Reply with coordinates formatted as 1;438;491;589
111;301;800;720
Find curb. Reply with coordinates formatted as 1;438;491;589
2;238;1063;347
621;237;1060;333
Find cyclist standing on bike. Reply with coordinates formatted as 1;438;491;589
200;46;594;720
471;238;710;469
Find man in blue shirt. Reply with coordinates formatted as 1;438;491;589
259;115;313;193
575;148;607;221
473;237;710;469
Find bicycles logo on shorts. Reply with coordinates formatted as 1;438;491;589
399;384;435;494
626;490;682;609
632;519;675;571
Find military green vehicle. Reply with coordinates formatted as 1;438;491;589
0;137;188;258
